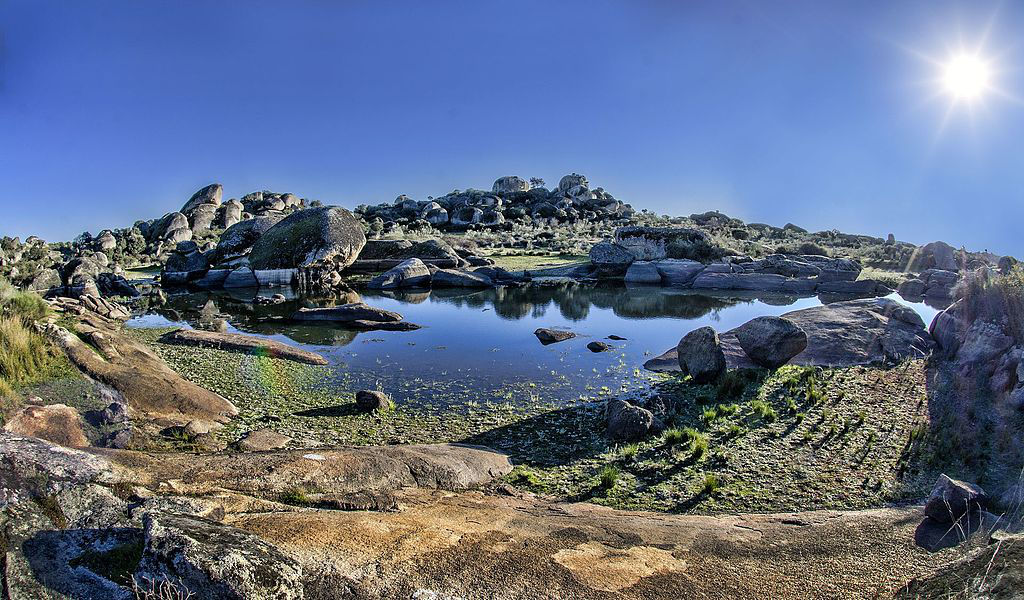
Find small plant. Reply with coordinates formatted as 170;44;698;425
619;443;640;461
701;407;719;423
702;473;722;494
750;399;777;423
662;428;686;448
279;486;314;506
794;412;806;424
509;466;542;487
717;403;739;417
598;465;620;489
685;427;709;460
132;576;196;600
725;423;745;438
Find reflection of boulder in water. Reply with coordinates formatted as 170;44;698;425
364;289;431;304
239;322;358;347
611;288;745;320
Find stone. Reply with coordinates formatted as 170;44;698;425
909;241;959;272
215;214;285;263
606;398;656;441
221;198;244;229
99;401;131;425
898;278;927;298
534;328;576;345
624;261;662;284
3;404;88;447
136;512;303;600
492;175;530;195
924;474;987;523
431;268;494;288
181;183;223;215
557;173;589;193
161;328;329;365
452;206;483;226
27;268;62;292
734;316;808;369
291;303;403;323
654;259;706;286
231;428;291;452
589;241;635;274
587;341;612;352
223;267;258;288
249;206;366;270
188;202;219;233
615;226;718;261
368;258;432;289
356;390;392;413
676;326;726;383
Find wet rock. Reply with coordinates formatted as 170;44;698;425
431;268;494;288
161;328;329;365
924;474;987;523
534;328;576;345
587;341;612;352
249;206;366;270
291;303;403;323
223;266;258;288
136;512;303;600
231;428;291;452
676;326;725;383
734;316;808;369
356;390;392;413
2;404;88;448
368;258;432;289
624;261;662;284
654;259;706;286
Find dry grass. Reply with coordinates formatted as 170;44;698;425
0;278;60;419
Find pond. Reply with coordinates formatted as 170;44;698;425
128;284;939;412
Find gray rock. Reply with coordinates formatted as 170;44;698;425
924;474;987;523
188;202;219;233
624;261;662;284
587;341;613;352
606;398;655;441
223;267;258;289
100;401;131;425
368;258;432;289
910;241;959;272
136;512;303;600
492;175;529;195
589;241;635;274
676;326;726;383
534;328;576;345
221;199;244;229
27;268;62;292
291;303;403;323
898;278;927;298
654;259;706;286
181;183;223;215
452;206;483;227
431;268;494;288
557;173;589;193
734;316;808;369
356;390;392;413
249;206;366;270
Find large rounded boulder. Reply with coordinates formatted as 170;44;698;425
214;214;284;264
734;316;808;369
248;206;366;270
181;183;223;215
677;326;726;383
492;176;530;195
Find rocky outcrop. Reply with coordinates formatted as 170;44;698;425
215;214;286;265
615;226;721;261
248;205;366;271
230;428;292;452
676;326;726;383
136;512;303;600
898;268;959;300
356;390;392;413
160;328;329;365
909;241;960;272
431;268;494;288
589;241;635;275
647;298;935;372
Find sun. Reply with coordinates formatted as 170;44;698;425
942;54;991;100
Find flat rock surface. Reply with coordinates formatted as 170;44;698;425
94;443;513;497
161;328;328;365
646;297;935;372
228;489;965;600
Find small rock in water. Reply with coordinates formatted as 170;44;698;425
356;390;392;413
587;341;612;352
534;328;576;345
607;335;627;341
676;326;726;383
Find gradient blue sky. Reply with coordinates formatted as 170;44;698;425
2;1;1022;255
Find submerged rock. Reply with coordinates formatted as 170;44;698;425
291;303;403;323
534;328;577;345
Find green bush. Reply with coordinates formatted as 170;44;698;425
598;465;620;489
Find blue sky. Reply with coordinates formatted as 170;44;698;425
1;1;1022;255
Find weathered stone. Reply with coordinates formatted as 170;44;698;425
181;183;223;215
223;267;258;288
291;303;403;323
162;328;329;365
492;175;529;195
534;328;576;345
606;398;655;441
231;428;292;452
924;474;987;523
368;258;432;289
676;326;726;383
589;241;634;275
624;261;662;284
431;268;494;288
215;214;285;263
136;513;303;600
587;341;613;352
734;316;808;369
615;226;718;261
3;404;88;447
356;390;392;413
654;259;706;286
249;206;366;270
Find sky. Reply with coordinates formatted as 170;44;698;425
1;1;1022;255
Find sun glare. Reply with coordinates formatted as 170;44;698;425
942;54;991;100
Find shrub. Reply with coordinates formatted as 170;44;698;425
662;428;686;448
702;473;722;494
684;427;709;459
750;398;778;422
619;443;640;461
598;465;620;489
